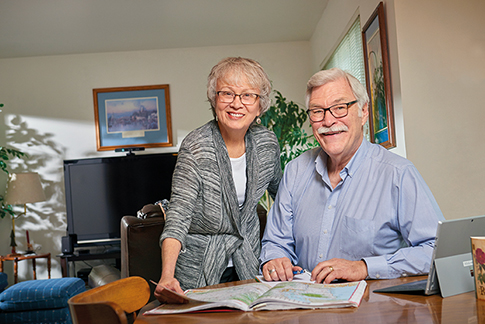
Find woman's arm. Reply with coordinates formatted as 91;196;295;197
154;237;184;301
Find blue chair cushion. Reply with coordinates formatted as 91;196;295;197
0;277;85;312
0;307;71;324
0;273;7;292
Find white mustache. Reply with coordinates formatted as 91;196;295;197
317;124;349;134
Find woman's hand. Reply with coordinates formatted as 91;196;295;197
154;275;184;303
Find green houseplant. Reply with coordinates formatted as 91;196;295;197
0;146;26;219
0;104;27;219
259;91;318;210
260;91;318;171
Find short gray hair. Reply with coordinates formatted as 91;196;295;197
305;68;369;116
207;57;272;118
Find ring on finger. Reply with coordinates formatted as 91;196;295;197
269;269;276;274
328;266;334;272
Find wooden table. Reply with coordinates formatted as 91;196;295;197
135;276;484;323
0;253;51;284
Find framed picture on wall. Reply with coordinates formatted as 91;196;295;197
362;2;396;149
93;84;173;151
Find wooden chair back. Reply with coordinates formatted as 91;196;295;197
68;276;150;324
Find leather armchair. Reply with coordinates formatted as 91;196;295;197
121;215;164;301
120;204;267;301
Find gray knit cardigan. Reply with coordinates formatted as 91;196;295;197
160;120;282;290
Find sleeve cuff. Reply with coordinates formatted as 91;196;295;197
362;255;390;279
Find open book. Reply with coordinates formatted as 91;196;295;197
144;280;367;314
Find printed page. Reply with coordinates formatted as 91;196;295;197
145;282;270;315
185;283;270;308
250;280;367;310
144;300;222;315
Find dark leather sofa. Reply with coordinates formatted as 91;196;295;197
120;204;267;301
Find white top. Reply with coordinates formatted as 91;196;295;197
230;153;247;208
227;153;247;268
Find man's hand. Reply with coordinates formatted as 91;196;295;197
154;276;184;303
311;258;368;284
262;257;302;282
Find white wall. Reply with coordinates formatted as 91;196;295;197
394;0;485;220
0;42;313;284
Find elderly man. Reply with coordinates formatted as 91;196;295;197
260;68;444;284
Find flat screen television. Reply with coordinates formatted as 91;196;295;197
63;152;178;246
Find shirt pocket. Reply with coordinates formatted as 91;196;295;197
338;216;375;260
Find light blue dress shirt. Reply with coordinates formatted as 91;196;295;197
260;139;444;279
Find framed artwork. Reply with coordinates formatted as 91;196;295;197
362;2;396;149
93;84;173;151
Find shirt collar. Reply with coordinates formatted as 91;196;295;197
315;138;369;180
344;138;369;177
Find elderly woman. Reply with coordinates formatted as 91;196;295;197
154;57;282;299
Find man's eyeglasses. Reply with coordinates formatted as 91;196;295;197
216;91;260;105
306;100;358;122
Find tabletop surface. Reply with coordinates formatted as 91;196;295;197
135;275;484;324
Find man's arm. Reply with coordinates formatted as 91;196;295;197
364;165;443;279
260;167;299;272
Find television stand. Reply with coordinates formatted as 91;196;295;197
114;147;145;156
58;250;120;278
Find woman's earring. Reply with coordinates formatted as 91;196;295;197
215;115;218;122
256;117;261;124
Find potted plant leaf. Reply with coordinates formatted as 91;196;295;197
259;91;318;210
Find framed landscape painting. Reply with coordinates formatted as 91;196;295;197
93;84;173;151
362;2;396;149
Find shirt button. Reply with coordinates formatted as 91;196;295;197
319;254;323;258
323;230;328;234
376;274;380;279
328;205;333;209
